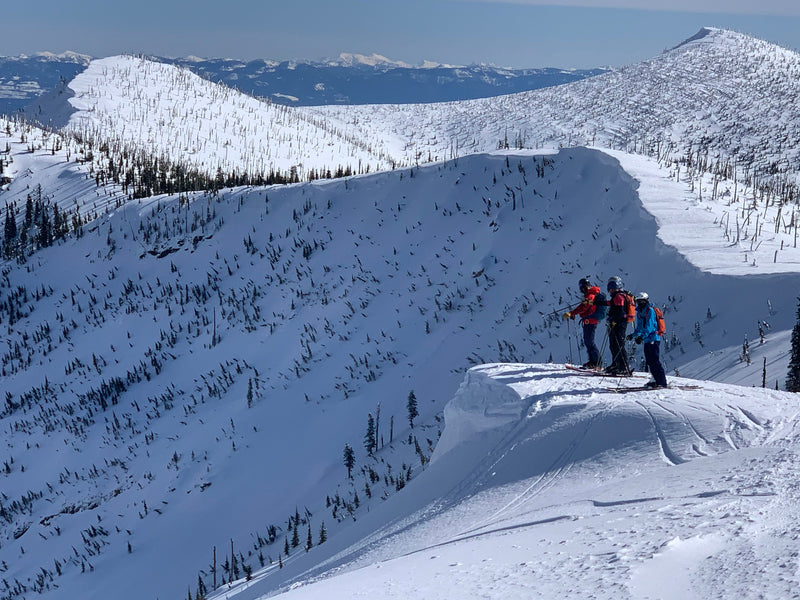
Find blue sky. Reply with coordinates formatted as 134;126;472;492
5;0;800;67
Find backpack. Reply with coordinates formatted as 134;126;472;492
592;291;608;321
620;290;636;323
653;306;666;335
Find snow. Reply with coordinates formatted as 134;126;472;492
253;364;800;600
334;53;412;69
2;27;800;600
2;140;798;600
63;56;402;178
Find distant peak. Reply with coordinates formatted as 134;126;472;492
335;52;412;68
670;27;720;51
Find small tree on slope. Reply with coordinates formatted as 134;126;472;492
407;390;418;429
786;296;800;392
343;444;355;478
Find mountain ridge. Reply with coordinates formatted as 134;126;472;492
1;138;796;600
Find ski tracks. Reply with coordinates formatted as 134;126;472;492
460;397;611;536
635;399;687;466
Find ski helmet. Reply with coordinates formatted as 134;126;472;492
578;277;591;291
607;276;623;291
635;292;649;304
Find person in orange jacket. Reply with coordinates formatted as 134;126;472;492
563;277;602;368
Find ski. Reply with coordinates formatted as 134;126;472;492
564;364;645;378
564;363;603;374
605;384;702;393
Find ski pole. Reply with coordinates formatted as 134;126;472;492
567;318;574;364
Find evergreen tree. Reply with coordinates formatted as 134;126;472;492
343;443;355;478
786;296;800;392
364;413;376;455
318;521;327;545
407;390;419;429
306;523;313;551
24;195;32;231
38;208;52;248
291;519;300;548
3;205;16;258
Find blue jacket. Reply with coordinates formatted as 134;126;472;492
633;304;661;343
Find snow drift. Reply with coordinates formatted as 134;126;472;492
258;363;800;600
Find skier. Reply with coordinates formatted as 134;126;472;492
629;292;668;388
562;277;603;368
604;276;633;376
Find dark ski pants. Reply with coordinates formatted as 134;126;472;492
608;321;629;373
582;322;600;366
644;341;668;387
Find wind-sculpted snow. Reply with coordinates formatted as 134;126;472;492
261;364;800;600
433;365;531;459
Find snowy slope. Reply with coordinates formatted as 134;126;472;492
40;29;800;281
1;26;799;600
308;28;800;176
46;29;800;190
254;363;800;600
61;56;402;179
2;147;799;600
0;117;128;222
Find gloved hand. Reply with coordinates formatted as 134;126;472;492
626;334;633;341
562;312;571;320
634;336;642;344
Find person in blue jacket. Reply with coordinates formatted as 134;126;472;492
629;292;668;388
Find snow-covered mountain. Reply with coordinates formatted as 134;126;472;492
158;55;607;106
3;27;800;600
46;28;800;199
0;50;605;116
310;27;800;179
59;55;400;179
2;125;798;600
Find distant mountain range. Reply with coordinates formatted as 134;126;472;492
0;51;607;116
158;54;608;106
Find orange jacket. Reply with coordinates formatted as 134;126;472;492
570;285;600;325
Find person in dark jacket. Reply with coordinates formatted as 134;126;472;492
563;277;602;368
604;276;632;376
629;292;668;388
